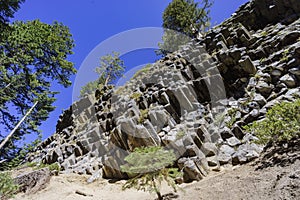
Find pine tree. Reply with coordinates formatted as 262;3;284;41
121;146;182;200
80;52;125;97
0;19;76;166
158;0;212;55
0;0;24;26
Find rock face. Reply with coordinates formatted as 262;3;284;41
27;0;300;182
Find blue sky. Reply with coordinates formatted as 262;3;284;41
12;0;249;140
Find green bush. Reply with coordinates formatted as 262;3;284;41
26;162;60;173
0;172;19;200
131;64;152;80
138;109;149;124
121;146;182;200
130;92;142;101
35;162;60;172
176;130;185;140
245;99;300;144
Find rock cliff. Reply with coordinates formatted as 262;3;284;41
27;0;300;183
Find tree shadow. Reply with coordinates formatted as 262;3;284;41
155;193;179;200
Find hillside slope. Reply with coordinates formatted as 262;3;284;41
25;0;300;186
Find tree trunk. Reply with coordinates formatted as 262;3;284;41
156;191;163;200
152;177;163;200
0;101;38;150
104;74;110;86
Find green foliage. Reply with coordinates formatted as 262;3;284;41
36;162;60;172
95;51;125;86
163;0;212;37
138;109;149;124
121;146;182;200
260;30;268;37
130;92;142;101
176;130;185;140
0;172;19;200
0;0;24;26
0;135;42;170
259;57;266;64
80;52;125;97
79;78;102;98
244;99;300;144
0;19;75;164
158;0;212;55
226;108;238;128
131;64;152;80
280;49;289;62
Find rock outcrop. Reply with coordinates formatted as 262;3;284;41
14;168;51;194
27;0;300;182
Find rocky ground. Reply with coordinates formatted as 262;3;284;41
13;138;300;200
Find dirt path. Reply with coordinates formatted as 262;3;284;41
13;158;299;200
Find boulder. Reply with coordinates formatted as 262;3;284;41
14;168;51;194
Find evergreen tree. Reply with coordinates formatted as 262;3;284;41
80;51;125;97
95;51;125;86
158;0;212;55
0;0;24;26
0;19;76;165
121;146;182;200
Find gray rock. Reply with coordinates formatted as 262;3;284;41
239;56;257;75
207;156;220;167
232;125;245;140
226;137;242;147
253;93;267;106
217;145;235;165
178;157;208;182
289;67;300;76
271;69;282;76
232;143;263;165
201;143;218;157
280;74;297;88
220;127;234;140
149;109;169;132
244;109;260;123
14;168;51;194
256;81;274;96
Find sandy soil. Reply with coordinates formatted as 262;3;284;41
12;138;300;200
12;158;299;200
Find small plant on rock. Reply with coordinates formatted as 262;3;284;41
138;109;149;124
131;64;152;80
245;99;300;144
176;130;185;140
121;146;182;200
280;49;289;62
260;30;268;37
130;92;142;101
226;107;239;128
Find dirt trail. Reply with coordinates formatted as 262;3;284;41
13;158;300;200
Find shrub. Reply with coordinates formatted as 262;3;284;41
176;130;185;140
245;99;300;144
36;162;60;172
138;109;149;124
0;172;19;200
121;146;182;200
130;92;142;101
131;64;152;80
26;162;60;173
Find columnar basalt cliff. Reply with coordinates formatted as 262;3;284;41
28;0;300;183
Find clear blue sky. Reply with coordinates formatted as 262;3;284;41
12;0;249;140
